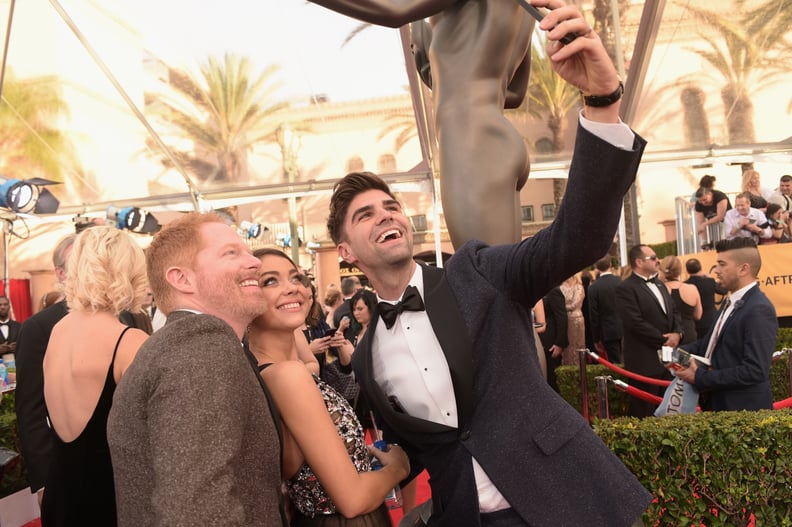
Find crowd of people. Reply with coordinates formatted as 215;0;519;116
693;172;791;247
534;237;778;418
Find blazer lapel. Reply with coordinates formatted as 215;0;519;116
421;264;474;432
356;322;456;446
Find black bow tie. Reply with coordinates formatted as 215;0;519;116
378;285;425;329
643;276;659;284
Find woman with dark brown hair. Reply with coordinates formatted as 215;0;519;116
247;248;408;526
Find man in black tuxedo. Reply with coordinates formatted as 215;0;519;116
616;245;683;418
15;234;75;504
675;239;778;411
588;256;624;363
0;296;22;355
332;276;362;340
326;5;650;524
684;257;726;339
538;286;567;393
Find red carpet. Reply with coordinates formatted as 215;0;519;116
20;473;431;527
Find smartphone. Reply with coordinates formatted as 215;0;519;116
515;0;578;45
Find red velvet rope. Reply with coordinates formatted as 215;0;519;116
610;378;792;412
587;350;672;387
611;380;664;404
773;397;792;410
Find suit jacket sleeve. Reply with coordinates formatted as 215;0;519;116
693;300;777;391
14;313;54;492
468;125;645;309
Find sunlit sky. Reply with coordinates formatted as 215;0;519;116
138;0;411;103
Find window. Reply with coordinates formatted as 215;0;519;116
541;203;555;220
410;214;427;232
521;205;534;223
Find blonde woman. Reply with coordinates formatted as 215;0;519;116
741;169;768;211
42;227;149;526
658;255;702;345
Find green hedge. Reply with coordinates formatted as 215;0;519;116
595;410;792;526
557;329;792;418
0;392;26;497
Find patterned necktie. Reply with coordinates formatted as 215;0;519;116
378;285;425;329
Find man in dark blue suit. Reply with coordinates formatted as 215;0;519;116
674;238;778;411
588;256;624;363
326;4;650;525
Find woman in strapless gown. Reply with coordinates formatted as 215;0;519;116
247;248;409;526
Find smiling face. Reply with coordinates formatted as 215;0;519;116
253;253;311;332
337;189;414;276
191;222;264;329
780;178;791;196
735;196;751;216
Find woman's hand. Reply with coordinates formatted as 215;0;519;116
308;335;332;355
368;443;410;482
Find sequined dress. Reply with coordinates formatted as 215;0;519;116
286;375;391;527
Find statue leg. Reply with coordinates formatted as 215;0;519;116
438;105;528;247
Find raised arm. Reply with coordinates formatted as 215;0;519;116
309;0;457;28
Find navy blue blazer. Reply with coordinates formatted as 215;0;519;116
685;285;778;411
354;125;651;527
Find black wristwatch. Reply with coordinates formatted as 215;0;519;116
582;81;624;107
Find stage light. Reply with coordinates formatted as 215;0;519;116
239;221;267;239
107;206;161;234
0;177;60;214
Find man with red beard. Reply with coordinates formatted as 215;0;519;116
108;213;285;526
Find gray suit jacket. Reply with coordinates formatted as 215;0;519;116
108;311;284;526
354;125;652;526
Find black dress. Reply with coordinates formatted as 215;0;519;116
670;289;697;345
41;327;130;527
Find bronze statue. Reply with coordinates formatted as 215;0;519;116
311;0;535;246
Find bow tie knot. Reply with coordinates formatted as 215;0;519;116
644;276;659;284
378;285;425;329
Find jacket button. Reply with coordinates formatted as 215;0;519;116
460;430;471;441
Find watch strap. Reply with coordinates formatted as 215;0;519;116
582;81;624;108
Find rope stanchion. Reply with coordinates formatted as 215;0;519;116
587;350;671;387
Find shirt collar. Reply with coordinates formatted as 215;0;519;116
376;262;424;304
727;281;757;304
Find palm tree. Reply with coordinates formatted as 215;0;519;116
523;38;581;209
0;70;77;187
683;2;792;144
590;0;631;69
145;53;289;186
